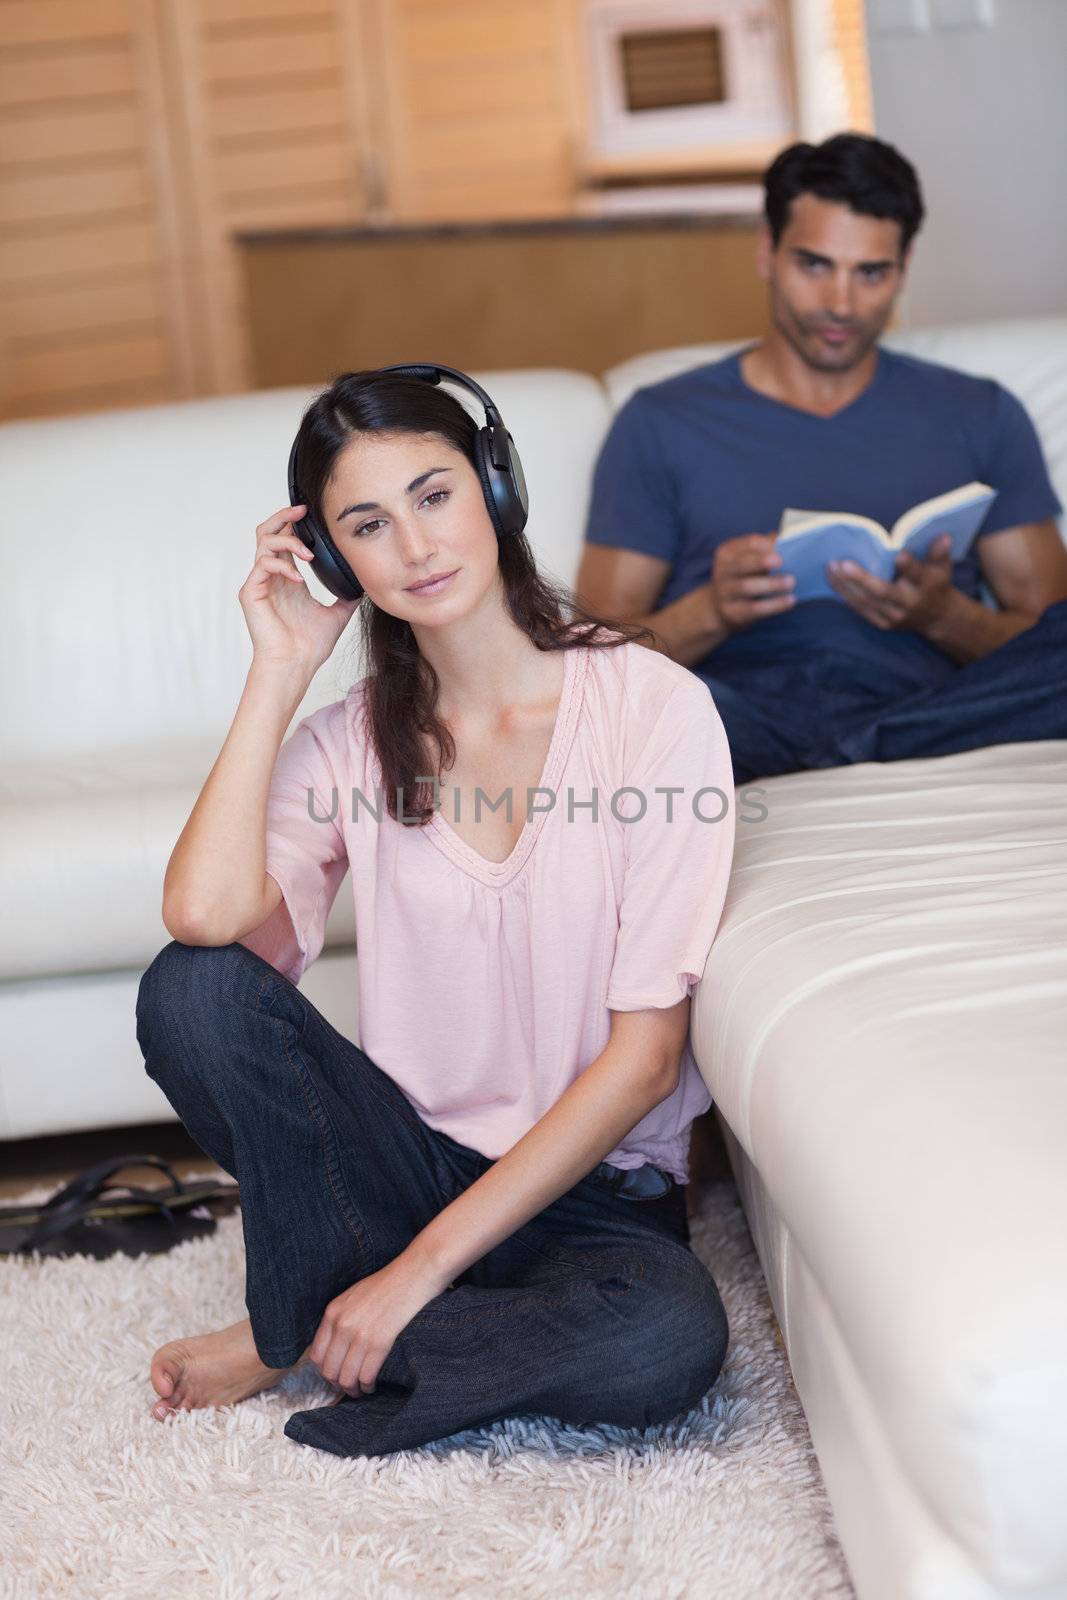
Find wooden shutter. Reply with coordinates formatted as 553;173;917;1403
0;0;198;419
156;0;378;393
0;0;378;418
367;0;581;221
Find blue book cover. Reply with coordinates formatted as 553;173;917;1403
776;482;998;603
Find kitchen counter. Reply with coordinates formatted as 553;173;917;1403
236;206;767;384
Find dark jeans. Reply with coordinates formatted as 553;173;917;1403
134;940;728;1460
698;597;1067;786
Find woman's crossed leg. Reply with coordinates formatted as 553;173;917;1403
134;940;727;1456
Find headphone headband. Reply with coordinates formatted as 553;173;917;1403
378;363;517;470
378;363;500;423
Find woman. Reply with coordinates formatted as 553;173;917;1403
135;366;736;1459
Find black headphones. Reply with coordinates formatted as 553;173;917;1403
286;363;530;603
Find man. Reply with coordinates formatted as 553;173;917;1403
576;133;1067;784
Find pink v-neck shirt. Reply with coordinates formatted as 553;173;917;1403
261;638;736;1184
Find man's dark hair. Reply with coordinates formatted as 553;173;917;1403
763;133;925;254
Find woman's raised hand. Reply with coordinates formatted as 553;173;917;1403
239;506;360;672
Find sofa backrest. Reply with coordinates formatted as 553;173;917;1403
602;315;1067;530
0;370;609;765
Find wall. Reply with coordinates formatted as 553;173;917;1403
866;0;1067;327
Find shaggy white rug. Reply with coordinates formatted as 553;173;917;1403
0;1173;854;1600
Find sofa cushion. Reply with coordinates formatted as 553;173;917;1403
0;742;357;981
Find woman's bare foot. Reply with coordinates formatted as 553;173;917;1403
149;1317;309;1420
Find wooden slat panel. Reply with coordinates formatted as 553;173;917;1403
0;0;130;49
375;0;577;223
397;9;551;62
399;0;548;12
213;136;352;196
620;28;725;112
131;0;204;398
8;330;170;399
409;170;571;221
0;220;158;285
398;0;549;27
209;81;346;141
223;180;355;228
0;104;142;164
0;160;149;226
0;43;135;110
203;24;336;81
403;55;562;120
0;275;163;340
204;0;335;26
0;0;214;417
410;118;568;177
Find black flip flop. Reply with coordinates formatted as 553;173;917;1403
0;1154;240;1260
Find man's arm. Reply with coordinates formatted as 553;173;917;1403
575;545;728;667
402;1001;691;1291
922;519;1067;665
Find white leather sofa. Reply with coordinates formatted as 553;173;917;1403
2;317;1066;1600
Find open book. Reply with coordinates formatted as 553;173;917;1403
776;481;997;602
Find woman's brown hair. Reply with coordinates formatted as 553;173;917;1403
293;369;659;824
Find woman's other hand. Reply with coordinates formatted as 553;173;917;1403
239;505;361;672
308;1252;447;1397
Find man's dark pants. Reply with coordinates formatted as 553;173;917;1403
694;598;1067;786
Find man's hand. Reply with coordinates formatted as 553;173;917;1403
709;533;797;633
308;1251;448;1397
827;532;955;632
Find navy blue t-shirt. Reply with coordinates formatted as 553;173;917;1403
584;347;1062;688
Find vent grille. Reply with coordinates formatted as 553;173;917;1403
619;27;726;113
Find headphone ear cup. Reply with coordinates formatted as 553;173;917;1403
473;430;507;539
474;427;529;539
300;509;365;602
289;435;364;601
